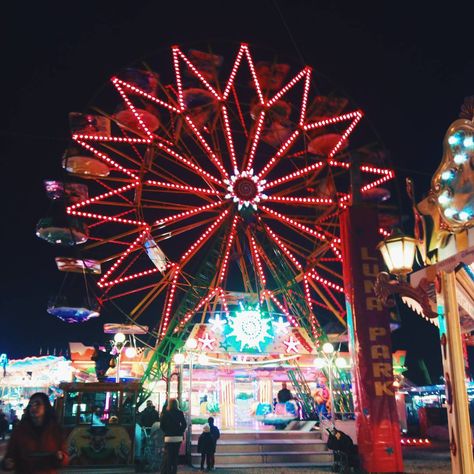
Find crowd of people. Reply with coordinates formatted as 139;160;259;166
0;392;221;474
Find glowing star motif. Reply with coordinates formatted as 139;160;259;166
198;332;215;351
227;307;273;352
208;314;227;333
283;335;300;353
272;316;290;335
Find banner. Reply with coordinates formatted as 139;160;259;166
340;205;403;473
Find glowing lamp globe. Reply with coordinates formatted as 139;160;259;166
377;228;417;276
173;353;185;365
335;356;348;369
114;332;126;344
314;357;326;369
198;354;209;365
322;342;335;355
185;338;198;350
125;347;137;358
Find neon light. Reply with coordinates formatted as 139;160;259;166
266;196;334;205
283;335;300;353
222;44;246;100
258;130;300;178
307;270;344;293
208;313;227;333
250;235;266;286
267;68;306;107
198;332;216;351
218;216;238;284
263;224;302;270
226;306;273;352
73;134;151;144
155;201;225;226
261;206;326;240
221;105;238;171
246;109;266;171
161;265;180;337
262;161;324;190
180;210;230;263
262;290;298;327
242;45;265;105
146;180;221;195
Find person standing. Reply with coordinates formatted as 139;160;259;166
140;400;160;428
277;382;293;403
197;424;215;472
159;398;187;474
1;392;68;473
0;410;8;441
207;417;220;470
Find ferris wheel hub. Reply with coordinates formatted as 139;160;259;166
225;170;267;211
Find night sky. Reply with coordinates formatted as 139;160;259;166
2;1;474;383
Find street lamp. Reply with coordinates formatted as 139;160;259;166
376;228;418;279
112;332;127;383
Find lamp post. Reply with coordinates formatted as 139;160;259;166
374;227;474;474
314;342;348;424
173;338;209;464
112;332;127;383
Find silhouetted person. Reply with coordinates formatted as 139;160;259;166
140;400;160;428
197;424;215;471
277;382;292;403
207;417;220;470
160;398;186;474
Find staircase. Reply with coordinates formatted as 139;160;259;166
190;428;333;468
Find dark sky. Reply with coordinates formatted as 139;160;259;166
2;1;474;382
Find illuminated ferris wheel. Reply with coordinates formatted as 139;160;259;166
40;43;395;379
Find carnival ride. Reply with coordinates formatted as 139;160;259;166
37;42;396;401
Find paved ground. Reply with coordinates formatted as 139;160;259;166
0;439;452;473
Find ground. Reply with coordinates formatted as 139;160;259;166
0;440;452;473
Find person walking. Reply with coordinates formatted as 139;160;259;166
159;398;187;474
207;417;220;470
197;424;215;472
1;392;68;473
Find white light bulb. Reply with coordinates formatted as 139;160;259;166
314;357;326;369
454;153;468;165
173;353;185;365
185;338;198;350
322;342;334;354
114;332;126;344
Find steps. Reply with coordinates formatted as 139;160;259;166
190;429;333;468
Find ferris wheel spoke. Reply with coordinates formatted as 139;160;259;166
257;130;300;178
155;141;223;186
154;200;225;227
245;108;266;172
217;215;239;285
260;290;298;327
179;209;231;265
262;160;325;190
262;223;303;271
260;205;326;241
265;195;334;206
249;234;267;288
183;115;229;179
220;105;238;171
145;180;222;196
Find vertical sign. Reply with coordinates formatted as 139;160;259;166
340;205;403;473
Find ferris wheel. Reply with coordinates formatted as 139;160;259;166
43;42;396;383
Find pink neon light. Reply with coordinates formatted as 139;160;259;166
112;80;154;139
267;68;306;107
74;139;138;180
155;141;222;186
180;209;230;263
222;44;246;100
174;47;221;101
258;130;300;178
146;180;221;195
307;270;344;293
161;265;180;337
262;160;324;190
266;196;334;205
242;45;265;105
68;182;139;212
221;105;238;171
246;109;266;171
68;209;147;227
100;268;160;288
98;229;150;288
299;68;312;126
261;290;298;327
261;206;326;240
111;77;181;113
184;116;228;178
249;236;266;286
303;276;319;335
73;134;151;144
172;47;185;111
263;224;302;270
155;201;225;226
218;215;238;284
